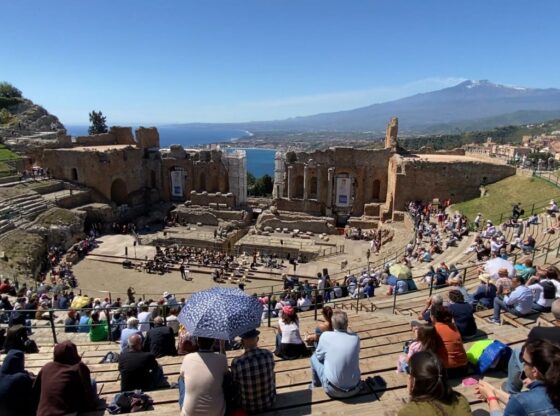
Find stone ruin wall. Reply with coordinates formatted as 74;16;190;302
279;147;393;216
41;146;152;204
189;191;236;208
256;209;337;234
388;156;516;211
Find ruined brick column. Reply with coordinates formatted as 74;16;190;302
326;167;335;209
316;166;322;202
287;165;294;200
303;165;309;200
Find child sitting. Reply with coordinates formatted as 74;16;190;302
396;323;438;373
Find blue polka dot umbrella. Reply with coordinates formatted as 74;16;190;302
177;287;264;340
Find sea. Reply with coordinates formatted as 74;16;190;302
65;125;275;177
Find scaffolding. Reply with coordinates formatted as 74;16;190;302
222;150;247;207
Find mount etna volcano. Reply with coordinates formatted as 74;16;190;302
178;80;560;134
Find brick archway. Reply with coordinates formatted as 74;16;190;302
111;178;128;205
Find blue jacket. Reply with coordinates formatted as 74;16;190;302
494;380;560;416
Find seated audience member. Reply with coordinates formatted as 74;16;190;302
521;235;536;254
310;310;362;398
231;329;276;413
88;311;108;342
418;294;444;323
503;299;560;394
397;323;438;374
305;306;333;346
495;268;513;296
179;336;228;416
274;306;309;359
537;265;560;297
472;274;497;309
78;311;90;333
143;316;177;357
398;351;472;416
166;309;180;335
137;304;152;333
527;272;557;313
515;258;536;280
488;275;533;325
33;340;98;415
120;317;143;352
448;276;473;304
0;350;34;416
3;321;30;353
477;338;560;415
177;325;197;355
118;334;164;392
447;289;477;338
64;310;79;333
430;304;469;378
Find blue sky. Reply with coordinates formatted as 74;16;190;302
2;0;559;125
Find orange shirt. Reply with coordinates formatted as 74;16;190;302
434;322;468;368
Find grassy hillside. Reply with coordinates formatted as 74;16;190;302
450;175;560;224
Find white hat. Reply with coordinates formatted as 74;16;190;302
163;291;171;298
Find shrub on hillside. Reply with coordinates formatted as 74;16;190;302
0;82;22;98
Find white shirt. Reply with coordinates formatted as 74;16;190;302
278;319;304;344
137;311;151;332
297;297;311;311
529;280;556;307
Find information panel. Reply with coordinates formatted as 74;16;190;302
170;170;184;198
335;177;351;207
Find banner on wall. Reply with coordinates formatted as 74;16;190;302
336;177;351;207
170;170;184;198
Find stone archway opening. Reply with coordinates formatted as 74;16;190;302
309;176;318;199
71;168;78;181
294;175;304;199
199;172;206;191
111;178;128;205
372;179;380;200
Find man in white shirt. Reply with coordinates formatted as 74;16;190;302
137;305;152;333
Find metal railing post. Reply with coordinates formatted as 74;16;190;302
267;293;272;328
392;285;398;315
314;288;318;321
531;204;535;215
49;310;58;344
544;242;550;264
429;274;435;297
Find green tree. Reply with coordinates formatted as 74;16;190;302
0;82;22;98
247;172;256;187
88;110;108;135
249;174;274;196
0;108;12;124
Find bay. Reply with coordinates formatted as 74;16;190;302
65;125;275;176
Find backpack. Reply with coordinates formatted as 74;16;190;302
107;390;153;414
540;281;557;300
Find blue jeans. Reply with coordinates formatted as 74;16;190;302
493;297;517;321
504;348;523;394
178;375;185;409
310;353;361;399
532;302;551;312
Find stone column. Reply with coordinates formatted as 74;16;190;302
326;167;335;208
303;165;309;200
316;166;322;202
287;166;294;200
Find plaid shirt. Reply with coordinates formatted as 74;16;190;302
231;347;276;413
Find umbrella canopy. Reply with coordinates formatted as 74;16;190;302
177;287;263;340
484;257;515;280
389;264;412;280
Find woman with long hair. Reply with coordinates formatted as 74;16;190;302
305;306;333;346
477;339;560;415
430;304;468;378
397;324;438;373
274;305;309;359
398;351;471;416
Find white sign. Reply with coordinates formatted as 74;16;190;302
336;177;351;207
170;170;184;198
